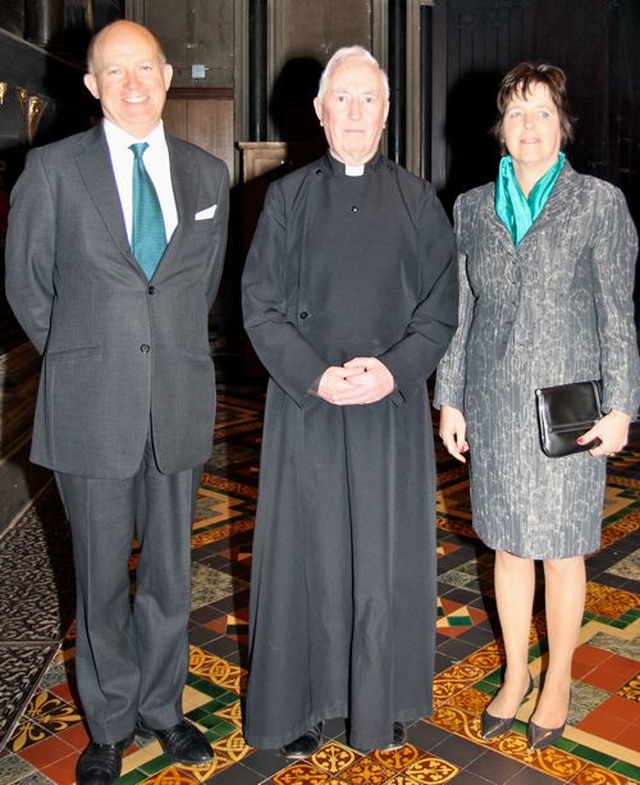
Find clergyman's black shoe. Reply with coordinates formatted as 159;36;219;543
281;722;323;759
76;738;131;785
381;722;408;751
350;721;408;754
138;719;213;765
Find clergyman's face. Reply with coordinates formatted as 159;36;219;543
314;56;389;166
84;21;173;139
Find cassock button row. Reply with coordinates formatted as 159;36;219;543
140;344;151;353
351;205;358;212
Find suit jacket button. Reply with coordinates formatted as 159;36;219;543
300;311;308;319
140;344;151;353
148;286;156;295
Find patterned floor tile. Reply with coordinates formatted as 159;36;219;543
0;752;38;785
607;549;640;581
437;598;489;637
1;368;640;785
588;629;640;659
190;562;247;609
568;680;611;725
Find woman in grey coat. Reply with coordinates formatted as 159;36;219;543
435;63;639;751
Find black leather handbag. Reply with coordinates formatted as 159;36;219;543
535;380;603;458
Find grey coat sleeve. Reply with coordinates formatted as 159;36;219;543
5;148;55;355
590;182;640;416
433;193;475;411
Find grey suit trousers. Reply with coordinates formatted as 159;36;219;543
55;436;202;743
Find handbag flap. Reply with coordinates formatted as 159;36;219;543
536;380;602;433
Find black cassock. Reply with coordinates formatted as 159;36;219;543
242;153;457;750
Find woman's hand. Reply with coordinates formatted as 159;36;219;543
439;405;469;463
577;409;632;457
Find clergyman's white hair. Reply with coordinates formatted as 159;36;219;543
316;45;390;101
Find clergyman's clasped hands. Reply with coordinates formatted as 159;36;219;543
318;357;395;406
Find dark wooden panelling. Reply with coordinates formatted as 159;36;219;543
0;27;93;355
269;0;372;144
274;0;372;63
609;0;640;225
162;91;237;330
434;0;541;206
163;91;234;177
142;0;235;88
432;0;640;231
0;0;25;36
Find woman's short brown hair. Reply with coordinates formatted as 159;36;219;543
492;62;575;153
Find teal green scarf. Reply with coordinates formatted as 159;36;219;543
495;152;566;245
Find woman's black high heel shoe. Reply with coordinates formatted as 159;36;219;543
480;673;534;740
527;719;566;750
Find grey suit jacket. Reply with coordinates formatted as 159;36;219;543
5;123;230;478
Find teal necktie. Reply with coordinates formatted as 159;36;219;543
129;142;167;279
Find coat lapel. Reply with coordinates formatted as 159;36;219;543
75;125;138;268
75;128;200;277
162;137;199;261
516;163;577;244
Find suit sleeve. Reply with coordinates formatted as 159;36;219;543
241;181;329;407
5;149;56;355
204;159;230;308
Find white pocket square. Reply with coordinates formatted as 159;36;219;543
195;205;217;221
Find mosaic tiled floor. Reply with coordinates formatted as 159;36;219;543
0;364;639;784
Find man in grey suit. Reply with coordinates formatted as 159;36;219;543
5;20;229;785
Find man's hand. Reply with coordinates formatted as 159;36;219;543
317;357;395;405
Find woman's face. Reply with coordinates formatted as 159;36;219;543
501;81;562;174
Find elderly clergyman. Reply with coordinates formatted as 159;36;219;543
241;45;458;756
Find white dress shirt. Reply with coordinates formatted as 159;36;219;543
103;119;178;245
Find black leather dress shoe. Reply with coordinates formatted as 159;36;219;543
76;739;130;785
139;719;213;765
382;722;408;751
281;722;323;759
480;673;534;740
350;721;408;754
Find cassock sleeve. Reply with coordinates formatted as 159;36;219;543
378;181;459;402
242;180;329;407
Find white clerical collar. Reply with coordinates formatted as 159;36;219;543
345;163;365;177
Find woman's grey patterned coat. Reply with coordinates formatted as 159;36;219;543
435;163;639;559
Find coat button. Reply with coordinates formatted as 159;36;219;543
300;311;308;319
351;205;358;212
148;286;156;295
140;344;151;353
